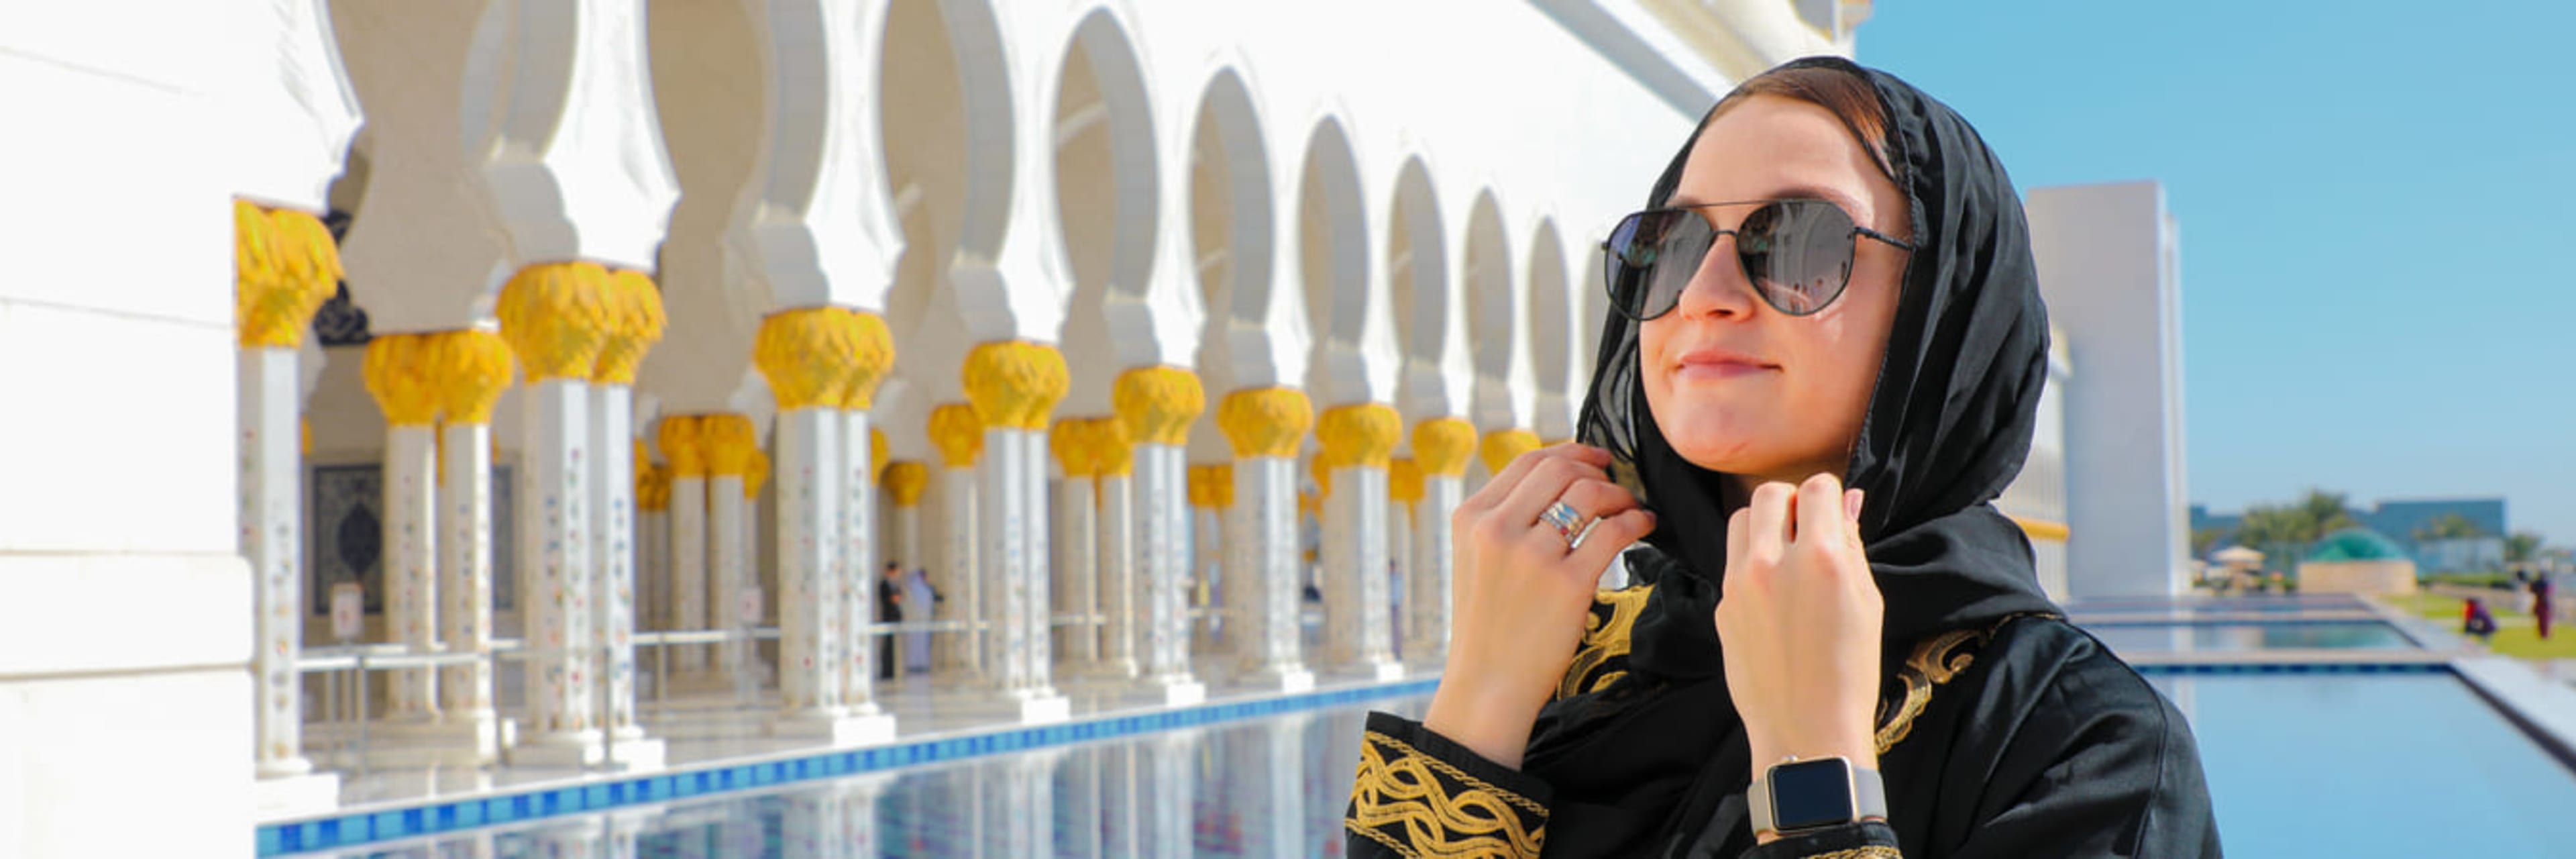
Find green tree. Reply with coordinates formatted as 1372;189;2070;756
2192;527;2229;558
2414;513;2483;542
2505;531;2544;564
2297;489;2361;537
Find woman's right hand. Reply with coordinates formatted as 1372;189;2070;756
1423;443;1656;768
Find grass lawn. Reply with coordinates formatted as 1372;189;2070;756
2383;592;2576;660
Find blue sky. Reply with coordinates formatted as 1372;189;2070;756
1860;2;2576;544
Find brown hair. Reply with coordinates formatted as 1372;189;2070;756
1707;65;1898;183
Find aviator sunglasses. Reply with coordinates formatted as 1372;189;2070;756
1602;199;1915;320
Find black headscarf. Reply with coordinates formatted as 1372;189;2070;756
1528;56;2063;855
1576;54;2058;683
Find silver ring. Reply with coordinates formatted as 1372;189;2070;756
1539;501;1586;546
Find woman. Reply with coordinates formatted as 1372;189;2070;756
1344;57;2218;858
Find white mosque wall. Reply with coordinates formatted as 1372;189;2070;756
0;3;261;856
2028;181;2192;599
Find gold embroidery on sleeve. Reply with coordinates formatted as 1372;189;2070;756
1347;730;1547;857
1810;847;1904;858
1554;585;1655;701
1874;613;2055;754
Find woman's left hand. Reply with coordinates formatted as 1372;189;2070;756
1715;473;1886;786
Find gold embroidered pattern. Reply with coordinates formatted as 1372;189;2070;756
1347;730;1547;857
1874;613;2055;754
1555;585;1656;701
1809;847;1903;858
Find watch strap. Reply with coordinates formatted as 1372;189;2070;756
1748;760;1887;836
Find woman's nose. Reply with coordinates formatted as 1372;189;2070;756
1670;234;1756;319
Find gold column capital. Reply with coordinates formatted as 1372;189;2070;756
591;269;665;385
743;446;769;500
497;260;612;383
233;201;341;349
928;403;983;468
1201;463;1236;508
701;413;759;477
1479;428;1543;476
658;415;707;478
1091;416;1134;477
1390;458;1426;505
361;334;441;426
871;427;891;483
637;462;671;512
1411;417;1478;477
753;307;858;411
1216;387;1312;459
423;330;515;425
842;311;895;410
962;341;1069;430
1050;417;1099;480
1318;403;1403;470
884;461;930;507
1113;366;1205;446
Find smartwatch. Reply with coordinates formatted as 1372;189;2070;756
1748;756;1887;837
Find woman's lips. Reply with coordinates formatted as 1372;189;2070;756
1673;348;1776;381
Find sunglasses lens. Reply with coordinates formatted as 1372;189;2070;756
1605;210;1713;320
1738;201;1858;316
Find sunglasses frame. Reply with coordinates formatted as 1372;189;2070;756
1600;198;1917;321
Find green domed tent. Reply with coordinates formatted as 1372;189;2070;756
2306;527;2410;563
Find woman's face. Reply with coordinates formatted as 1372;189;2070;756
1638;95;1911;487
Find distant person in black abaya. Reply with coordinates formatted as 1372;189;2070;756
1346;58;2218;858
878;560;904;680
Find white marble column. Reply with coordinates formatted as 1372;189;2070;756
669;470;709;672
1324;465;1401;680
364;334;443;721
241;344;327;788
710;472;749;676
437;415;501;753
964;344;1069;722
589;380;652;760
1097;468;1139;679
1411;475;1464;666
1407;419;1477;666
1051;436;1100;668
637;463;667;665
1219;388;1314;692
512;376;601;764
1116;368;1208;702
835;408;891;733
1387;474;1415;662
1236;458;1310;691
982;425;1064;718
701;413;759;686
934;463;980;675
1188;469;1222;654
1135;442;1201;703
927;403;983;677
769;407;845;725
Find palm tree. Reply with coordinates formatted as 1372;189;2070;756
2297;489;2360;537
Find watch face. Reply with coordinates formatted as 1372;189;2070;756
1770;758;1858;831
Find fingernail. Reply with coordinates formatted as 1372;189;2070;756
1844;489;1864;524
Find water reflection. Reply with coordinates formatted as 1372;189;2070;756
306;698;1430;858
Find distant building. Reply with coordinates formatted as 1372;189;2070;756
2190;498;2509;574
